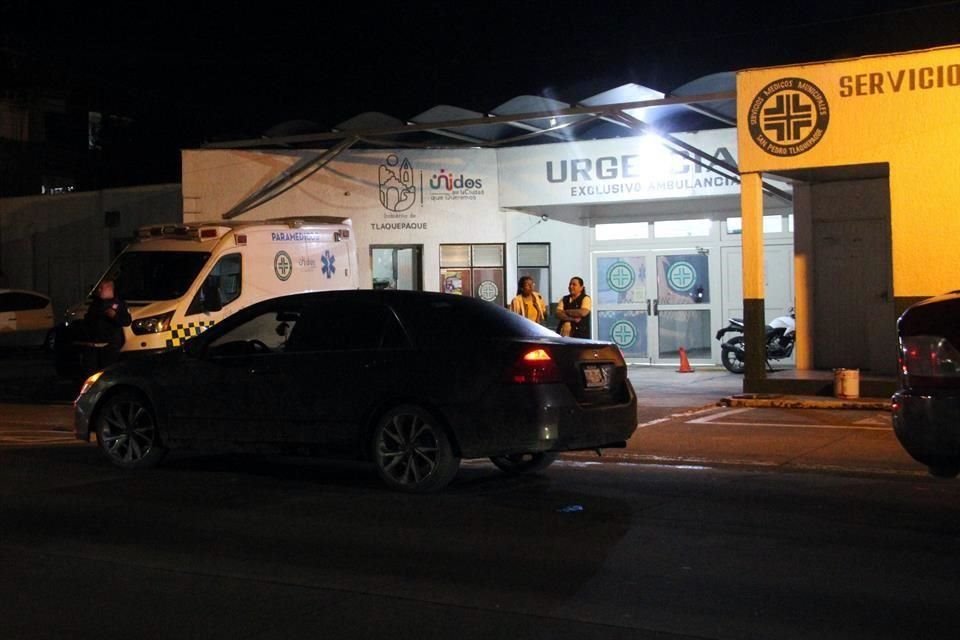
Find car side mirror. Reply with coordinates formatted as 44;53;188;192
202;277;222;312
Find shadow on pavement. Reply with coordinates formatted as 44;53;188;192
0;347;79;404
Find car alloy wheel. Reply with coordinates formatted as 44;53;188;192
95;392;167;469
373;405;459;492
490;452;558;474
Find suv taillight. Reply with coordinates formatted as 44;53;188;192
900;335;960;388
509;348;562;384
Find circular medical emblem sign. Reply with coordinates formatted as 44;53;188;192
274;251;293;281
606;262;635;293
609;320;638;349
667;261;697;292
747;77;829;157
477;280;499;302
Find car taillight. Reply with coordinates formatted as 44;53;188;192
900;335;960;388
510;348;562;384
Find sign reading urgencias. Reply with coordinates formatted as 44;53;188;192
496;129;739;208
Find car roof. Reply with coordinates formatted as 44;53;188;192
0;288;51;300
264;289;494;308
899;290;960;337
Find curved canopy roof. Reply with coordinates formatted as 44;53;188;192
202;73;786;220
205;74;738;152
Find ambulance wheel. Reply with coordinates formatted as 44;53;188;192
372;405;460;493
490;452;558;474
95;391;167;470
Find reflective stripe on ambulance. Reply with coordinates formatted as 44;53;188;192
165;321;216;348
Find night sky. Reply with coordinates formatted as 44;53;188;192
4;1;959;180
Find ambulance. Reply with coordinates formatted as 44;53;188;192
61;217;358;354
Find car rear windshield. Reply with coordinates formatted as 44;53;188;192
102;251;211;301
392;296;558;345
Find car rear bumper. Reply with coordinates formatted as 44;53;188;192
892;390;960;464
451;380;638;458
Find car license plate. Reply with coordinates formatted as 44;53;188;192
583;365;607;388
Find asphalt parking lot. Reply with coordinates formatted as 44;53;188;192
1;347;923;478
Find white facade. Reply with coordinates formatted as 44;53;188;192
181;129;795;365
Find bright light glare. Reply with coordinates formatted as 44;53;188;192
523;348;551;361
633;133;674;174
78;371;103;397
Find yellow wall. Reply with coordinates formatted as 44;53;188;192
737;45;960;297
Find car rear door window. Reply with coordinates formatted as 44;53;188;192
392;296;556;345
285;301;403;351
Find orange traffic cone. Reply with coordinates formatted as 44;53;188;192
677;346;694;373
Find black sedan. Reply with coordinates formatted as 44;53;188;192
892;290;960;478
74;290;637;492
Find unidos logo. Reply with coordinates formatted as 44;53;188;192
748;77;829;157
429;168;483;191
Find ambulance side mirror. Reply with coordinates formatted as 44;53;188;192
202;277;223;312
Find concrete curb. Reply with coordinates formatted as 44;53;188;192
720;395;891;411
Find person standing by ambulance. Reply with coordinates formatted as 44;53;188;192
509;275;547;325
556;276;592;338
82;279;131;376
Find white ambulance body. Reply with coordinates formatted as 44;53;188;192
67;217;358;352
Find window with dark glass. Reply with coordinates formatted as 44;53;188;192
188;254;241;315
285;302;405;351
0;292;49;312
517;242;551;317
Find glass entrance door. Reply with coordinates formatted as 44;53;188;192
594;251;714;364
652;252;713;361
371;245;422;290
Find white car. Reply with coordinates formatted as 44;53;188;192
0;289;55;348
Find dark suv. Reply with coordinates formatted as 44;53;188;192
892;291;960;478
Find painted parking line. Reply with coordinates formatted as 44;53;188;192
634;405;724;429
686;407;891;431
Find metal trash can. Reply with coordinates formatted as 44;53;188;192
833;368;860;399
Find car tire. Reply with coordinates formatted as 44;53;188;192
721;336;746;374
372;405;460;493
95;391;168;470
490;452;558;474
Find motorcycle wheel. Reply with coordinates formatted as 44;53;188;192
721;336;746;374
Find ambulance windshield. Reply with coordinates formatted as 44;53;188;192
102;251;211;301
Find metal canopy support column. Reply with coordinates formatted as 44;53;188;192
792;183;814;370
741;172;767;391
221;136;359;220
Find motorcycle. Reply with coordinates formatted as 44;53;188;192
715;309;796;374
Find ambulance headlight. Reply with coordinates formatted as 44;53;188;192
131;311;173;335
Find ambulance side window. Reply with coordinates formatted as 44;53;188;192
187;254;242;315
